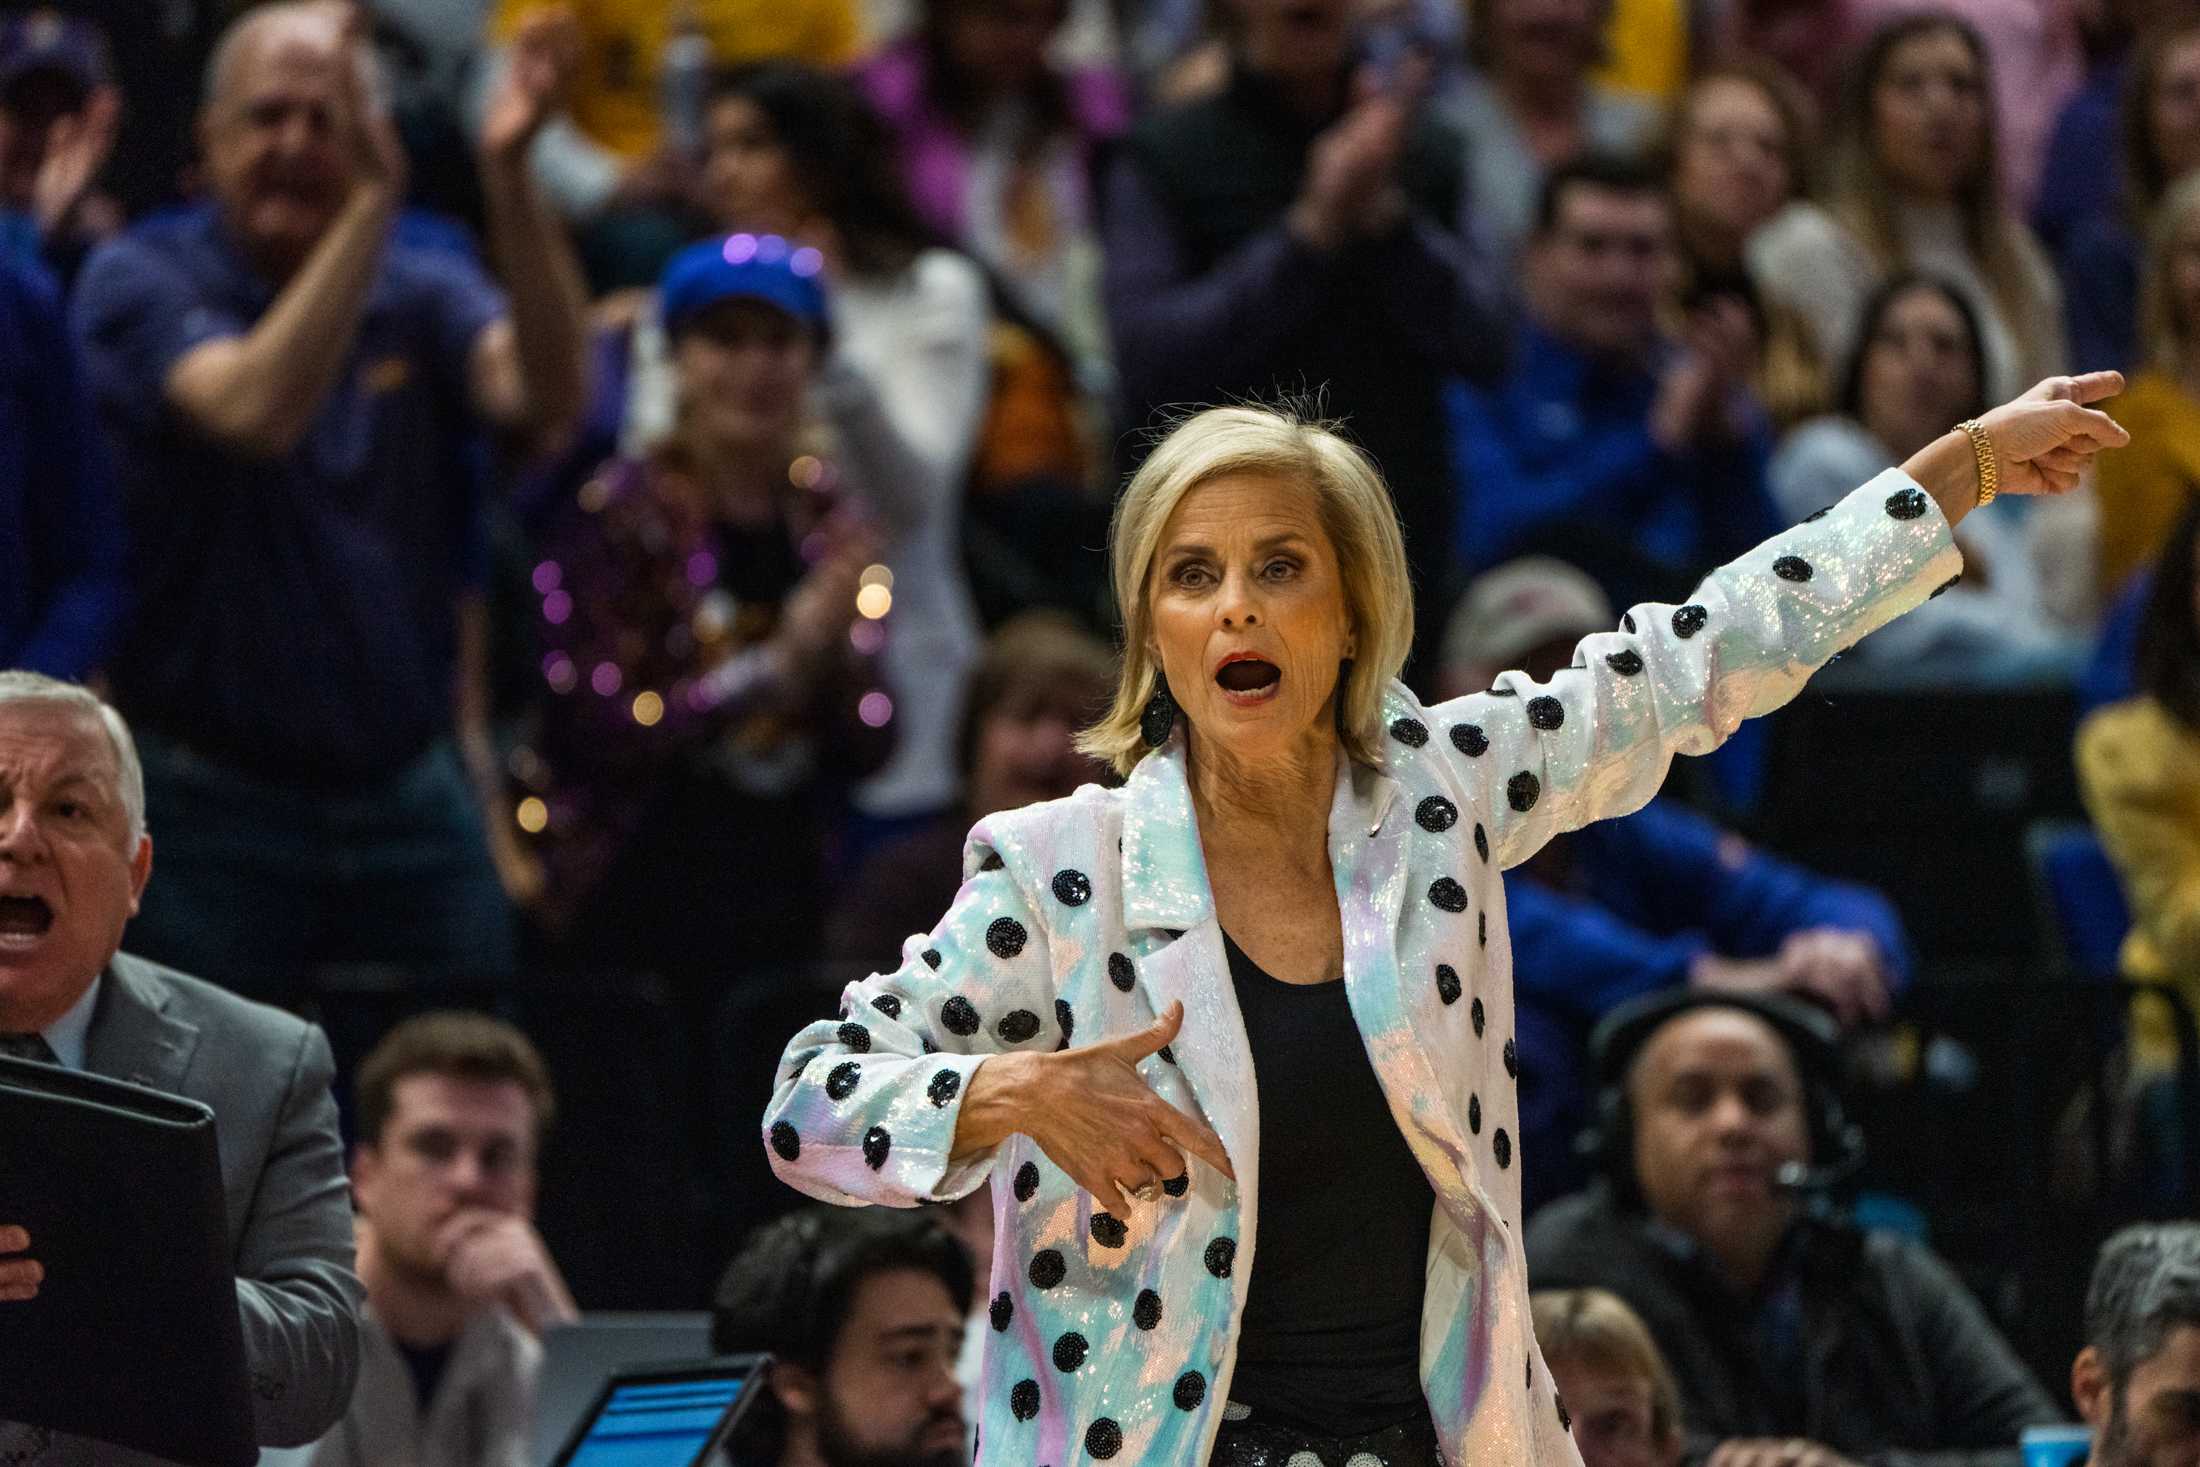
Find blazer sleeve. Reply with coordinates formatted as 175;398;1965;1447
1425;469;1963;872
763;821;1063;1208
234;1022;364;1445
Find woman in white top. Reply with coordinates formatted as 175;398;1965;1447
1771;271;2078;682
629;62;993;822
1749;11;2066;404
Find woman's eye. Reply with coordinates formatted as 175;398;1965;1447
1173;564;1211;587
1262;559;1296;580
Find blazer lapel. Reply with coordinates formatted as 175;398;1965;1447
85;953;201;1094
1118;742;1259;1185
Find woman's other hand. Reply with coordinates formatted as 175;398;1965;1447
954;1001;1235;1202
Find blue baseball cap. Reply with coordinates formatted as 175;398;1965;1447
0;11;107;101
659;233;831;342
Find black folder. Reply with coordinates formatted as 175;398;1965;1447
0;1053;256;1467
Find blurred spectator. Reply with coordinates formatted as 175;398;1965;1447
2079;501;2200;1075
1666;62;1827;426
711;1205;972;1467
1846;0;2084;211
513;236;891;995
0;674;364;1458
1438;560;1912;1211
1528;991;2059;1467
673;62;991;829
0;249;122;680
311;1013;572;1467
824;610;1113;967
0;9;119;284
368;0;499;238
1101;0;1506;647
1709;0;1853;115
1771;273;2078;680
68;5;589;996
1435;0;1657;278
32;0;208;216
2057;13;2200;374
2034;0;2200;268
2095;173;2200;596
2070;1223;2200;1467
1446;156;1782;607
1750;12;2068;404
482;0;862;288
855;0;1131;378
1530;1288;1686;1467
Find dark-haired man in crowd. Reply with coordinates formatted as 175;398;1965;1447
713;1205;971;1467
308;1011;572;1467
2073;1224;2200;1467
1528;991;2055;1467
0;672;361;1462
69;1;588;995
1446;155;1782;610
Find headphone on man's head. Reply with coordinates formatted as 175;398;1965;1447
1575;989;1865;1207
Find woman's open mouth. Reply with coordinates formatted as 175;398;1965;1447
1214;656;1281;705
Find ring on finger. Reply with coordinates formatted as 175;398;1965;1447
1132;1180;1160;1203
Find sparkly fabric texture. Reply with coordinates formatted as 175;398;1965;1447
758;471;1960;1464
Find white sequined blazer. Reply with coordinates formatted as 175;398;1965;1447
764;470;1962;1465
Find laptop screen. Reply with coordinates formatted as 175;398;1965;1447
560;1368;753;1467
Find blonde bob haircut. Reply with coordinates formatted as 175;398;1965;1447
1078;403;1413;778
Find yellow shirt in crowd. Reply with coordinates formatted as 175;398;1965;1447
2078;695;2200;1070
492;0;863;161
1594;0;1687;101
2098;371;2200;599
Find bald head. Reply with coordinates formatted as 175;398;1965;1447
1625;1007;1811;1288
197;1;370;275
202;2;348;120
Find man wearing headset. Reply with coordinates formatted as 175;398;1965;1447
1526;990;2057;1467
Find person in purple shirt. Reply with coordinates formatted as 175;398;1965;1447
854;0;1130;370
1445;155;1783;612
1100;0;1505;670
0;248;122;679
68;3;588;996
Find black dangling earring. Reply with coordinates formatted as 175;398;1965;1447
1141;676;1178;748
1334;657;1355;736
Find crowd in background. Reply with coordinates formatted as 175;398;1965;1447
14;0;2200;1461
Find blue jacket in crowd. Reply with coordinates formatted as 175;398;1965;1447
0;249;124;678
1445;322;1783;603
1510;795;1913;1211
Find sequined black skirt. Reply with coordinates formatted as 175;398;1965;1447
1208;1401;1443;1467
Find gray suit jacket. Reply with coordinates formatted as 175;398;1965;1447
0;952;364;1465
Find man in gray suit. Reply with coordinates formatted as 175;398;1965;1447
0;670;362;1462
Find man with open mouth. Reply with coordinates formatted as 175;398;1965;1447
0;671;362;1464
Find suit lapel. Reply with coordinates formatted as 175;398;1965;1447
85;954;201;1094
1134;918;1257;1191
